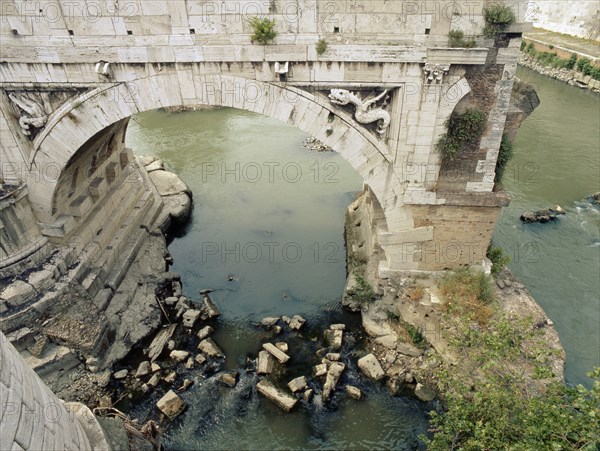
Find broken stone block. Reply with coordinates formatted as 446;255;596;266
289;315;306;330
314;363;327;377
113;369;128;380
1;280;35;307
415;383;436;402
169;350;189;362
148;324;177;361
346;385;362;400
151;363;161;373
261;317;280;327
135;361;151;378
281;316;292;324
195;354;207;365
375;334;398;350
217;371;238;388
164;371;177;384
256;379;297;412
182;309;201;328
198;338;224;358
178;379;193;392
148;373;161;387
275;342;288;352
167;340;176;351
28;336;49;358
303;389;314;402
262;343;290;364
396;342;423;357
175;296;190;319
201;296;220;319
329;324;346;331
185;357;194;369
326;353;341;361
288;376;308;393
257;350;275;375
156;390;186;420
358;354;385;381
323;362;345;401
164;296;178;306
325;329;343;351
197;326;214;340
405;373;414;384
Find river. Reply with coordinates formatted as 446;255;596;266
124;67;599;448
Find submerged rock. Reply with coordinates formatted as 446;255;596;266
157;390;187;420
415;383;437;402
198;338;224;358
217;371;238;388
201;296;221;319
520;206;566;223
289;315;306;330
178;378;194;392
113;369;128;380
322;362;345;401
346;385;362;400
260;317;280;327
256;379;298;412
288;376;308;393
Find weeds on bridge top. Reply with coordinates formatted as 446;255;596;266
250;17;277;45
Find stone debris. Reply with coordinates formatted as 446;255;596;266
217;371;238;388
147;324;177;361
272;325;283;335
262;343;290;364
257;350;275;375
326;353;341;361
329;324;346;331
178;379;193;392
164;371;177;384
198;338;224;358
275;342;288;352
194;354;207;365
405;373;414;384
175;297;190;319
148;373;160;387
156;390;186;420
375;334;397;350
281;316;292;325
151;363;161;373
164;296;178;306
256;379;297;412
28;335;49;358
387;377;402;396
322;362;345;401
113;369;128;380
135;361;151;378
261;317;280;327
358;353;385;380
325;329;343;351
169;350;190;362
288;315;306;330
396;342;423;357
520;205;566;223
167;340;176;351
415;383;436;401
185;357;194;369
314;363;327;377
201;296;220;319
182;309;201;328
288;376;308;393
346;385;362;400
197;326;214;340
303;388;314;402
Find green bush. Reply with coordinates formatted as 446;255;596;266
483;4;516;38
494;135;513;184
316;39;328;55
448;29;476;48
577;57;591;72
436;109;486;160
520;40;526;51
423;367;600;450
354;274;375;304
249;16;277;45
526;41;535;53
486;245;511;275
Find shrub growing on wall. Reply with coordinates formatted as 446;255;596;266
250;17;277;45
448;30;476;48
316;39;328;55
482;4;516;38
436;109;486;160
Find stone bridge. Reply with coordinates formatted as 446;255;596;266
0;0;530;282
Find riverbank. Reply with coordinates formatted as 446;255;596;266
519;29;600;92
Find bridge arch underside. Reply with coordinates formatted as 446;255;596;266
29;73;504;273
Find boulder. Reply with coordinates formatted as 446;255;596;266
314;363;327;377
164;296;178;306
169;350;189;362
197;326;214;340
520;206;566;223
256;379;297;412
303;389;314;402
149;170;190;197
415;383;436;402
289;315;306;330
113;369;128;380
201;296;220;319
182;309;201;328
156;390;186;420
325;353;341;361
346;385;362;400
262;343;290;364
375;334;398;349
195;354;207;365
288;376;308;393
358;354;385;381
148;373;161;387
257;350;275;375
275;342;288;352
396;342;423;357
151;363;161;373
163;193;192;224
164;371;177;384
322;362;345;401
198;338;224;358
261;317;280;327
185;357;194;369
144;158;164;172
324;329;343;351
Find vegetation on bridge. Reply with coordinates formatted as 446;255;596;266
482;4;516;38
436;108;486;161
250;17;277;45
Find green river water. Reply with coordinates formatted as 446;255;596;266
125;66;599;449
